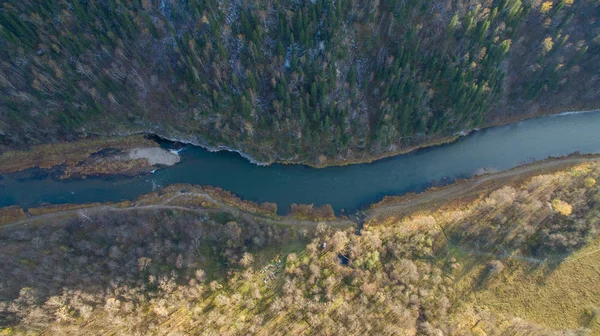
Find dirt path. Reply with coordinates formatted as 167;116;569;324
366;155;600;222
0;191;356;231
153;191;356;229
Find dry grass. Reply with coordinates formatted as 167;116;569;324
470;238;600;333
411;159;600;333
27;203;103;216
0;206;26;226
61;158;151;178
0;135;156;174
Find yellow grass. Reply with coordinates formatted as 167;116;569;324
474;238;600;333
0;206;26;226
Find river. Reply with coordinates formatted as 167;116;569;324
1;110;600;214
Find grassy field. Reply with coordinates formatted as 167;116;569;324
472;238;600;333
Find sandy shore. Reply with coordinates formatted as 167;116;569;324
128;147;180;166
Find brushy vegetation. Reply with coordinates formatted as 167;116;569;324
0;0;598;164
1;161;600;335
0;134;155;174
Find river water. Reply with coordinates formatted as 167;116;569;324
1;110;600;214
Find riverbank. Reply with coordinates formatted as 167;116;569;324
273;106;600;167
2;153;599;231
0;135;180;178
366;153;600;224
138;106;600;168
0;183;351;231
1;108;598;173
486;104;600;135
276;133;462;168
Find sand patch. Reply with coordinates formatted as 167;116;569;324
129;147;181;166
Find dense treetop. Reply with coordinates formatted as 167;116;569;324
0;0;598;163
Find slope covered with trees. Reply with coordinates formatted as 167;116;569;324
1;160;599;334
0;0;598;164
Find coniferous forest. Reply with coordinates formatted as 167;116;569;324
1;0;598;163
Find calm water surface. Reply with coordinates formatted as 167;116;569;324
1;111;600;214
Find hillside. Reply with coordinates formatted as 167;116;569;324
1;0;599;165
1;158;599;334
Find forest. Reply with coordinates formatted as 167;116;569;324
0;0;598;164
1;160;599;335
